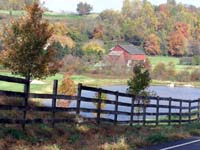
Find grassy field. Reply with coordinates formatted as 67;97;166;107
0;10;98;20
148;56;199;71
0;71;127;93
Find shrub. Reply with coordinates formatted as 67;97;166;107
179;57;192;65
145;132;168;144
189;129;200;136
61;55;84;74
5;128;26;140
165;62;176;80
176;70;191;82
68;133;81;144
58;73;76;107
192;56;200;65
59;73;76;96
179;56;200;65
191;69;200;81
152;62;166;80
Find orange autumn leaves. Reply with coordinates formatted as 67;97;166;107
144;22;191;56
1;3;61;79
144;34;161;55
168;22;190;56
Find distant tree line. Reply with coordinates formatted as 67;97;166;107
0;0;39;10
66;0;200;57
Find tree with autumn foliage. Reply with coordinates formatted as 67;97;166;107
57;73;76;108
1;3;61;81
168;30;187;56
58;73;76;96
92;25;104;39
49;22;75;49
82;40;105;60
144;34;161;55
168;22;190;56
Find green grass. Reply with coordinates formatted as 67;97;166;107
0;10;98;20
0;69;199;94
148;56;180;65
0;71;127;93
148;56;199;71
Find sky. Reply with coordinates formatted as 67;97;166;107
41;0;200;13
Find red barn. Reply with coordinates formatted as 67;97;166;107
108;44;146;66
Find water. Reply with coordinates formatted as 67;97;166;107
103;85;200;100
68;85;200;121
42;85;200;121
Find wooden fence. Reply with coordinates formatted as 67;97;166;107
0;75;200;129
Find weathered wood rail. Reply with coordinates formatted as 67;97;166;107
0;75;200;129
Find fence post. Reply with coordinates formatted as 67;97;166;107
130;96;135;126
76;83;82;115
168;98;172;126
198;99;200;122
143;102;146;126
22;76;30;130
52;80;58;128
114;91;119;125
179;101;182;125
97;88;102;124
189;101;191;123
156;97;159;126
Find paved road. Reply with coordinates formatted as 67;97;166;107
140;136;200;150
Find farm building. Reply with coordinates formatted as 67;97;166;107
108;44;146;66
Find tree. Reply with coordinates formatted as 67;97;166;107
152;62;166;80
188;40;200;55
58;73;76;96
82;41;105;59
99;9;123;40
92;25;104;39
127;64;151;96
57;73;76;108
127;35;143;46
76;2;93;16
122;0;133;18
0;40;3;51
167;0;176;6
144;34;161;55
1;3;60;81
127;64;151;118
168;22;190;56
0;0;40;10
49;22;75;49
168;30;187;56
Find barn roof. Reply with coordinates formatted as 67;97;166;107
118;44;145;55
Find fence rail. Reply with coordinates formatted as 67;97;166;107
0;75;200;129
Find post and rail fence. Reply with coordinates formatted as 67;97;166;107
0;75;200;129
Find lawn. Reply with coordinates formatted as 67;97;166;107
0;71;127;93
148;56;199;71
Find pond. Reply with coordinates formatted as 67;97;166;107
103;85;200;100
43;85;200;121
68;85;200;121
